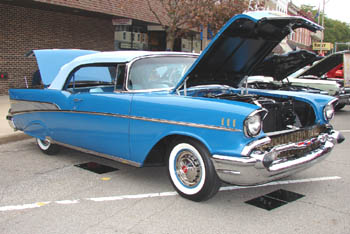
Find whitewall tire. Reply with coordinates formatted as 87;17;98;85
167;138;221;201
36;138;60;155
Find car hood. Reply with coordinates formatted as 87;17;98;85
31;49;99;86
174;11;322;91
251;50;322;81
297;50;350;78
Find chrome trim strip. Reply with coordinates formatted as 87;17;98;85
48;137;141;167
10;100;60;114
11;109;241;132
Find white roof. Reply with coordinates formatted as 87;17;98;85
49;51;196;90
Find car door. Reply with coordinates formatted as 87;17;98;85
53;64;132;160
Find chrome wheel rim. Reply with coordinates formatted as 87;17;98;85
175;150;202;187
37;138;50;150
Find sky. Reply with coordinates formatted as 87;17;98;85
290;0;350;24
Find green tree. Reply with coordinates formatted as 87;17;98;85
301;5;350;51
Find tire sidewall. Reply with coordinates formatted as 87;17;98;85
36;138;60;155
37;138;51;151
167;138;220;201
168;143;206;195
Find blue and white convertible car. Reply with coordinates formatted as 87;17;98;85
7;12;344;201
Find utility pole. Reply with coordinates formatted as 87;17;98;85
320;0;325;56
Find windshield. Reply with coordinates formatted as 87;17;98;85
127;56;196;90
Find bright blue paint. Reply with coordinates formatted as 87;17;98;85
9;12;330;169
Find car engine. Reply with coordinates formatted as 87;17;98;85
205;92;316;133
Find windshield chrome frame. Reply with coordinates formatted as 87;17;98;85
124;54;198;93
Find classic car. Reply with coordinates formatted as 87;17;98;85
327;63;343;79
7;11;344;201
289;50;350;110
248;50;350;110
247;50;326;93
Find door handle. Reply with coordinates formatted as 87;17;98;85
73;98;83;102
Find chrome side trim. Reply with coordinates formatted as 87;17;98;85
10;100;60;114
48;137;141;167
12;109;241;132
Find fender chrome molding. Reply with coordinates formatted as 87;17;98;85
11;109;241;133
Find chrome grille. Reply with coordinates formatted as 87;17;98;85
259;125;326;151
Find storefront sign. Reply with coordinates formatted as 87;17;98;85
312;42;333;51
112;18;132;25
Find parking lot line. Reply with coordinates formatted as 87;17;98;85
0;176;341;212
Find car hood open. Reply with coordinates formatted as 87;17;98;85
31;49;99;86
297;50;350;78
174;11;322;91
251;50;322;81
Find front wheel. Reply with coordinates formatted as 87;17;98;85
167;138;221;202
36;138;60;155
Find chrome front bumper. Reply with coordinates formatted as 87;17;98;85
211;130;343;185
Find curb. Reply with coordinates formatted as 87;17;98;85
0;132;31;145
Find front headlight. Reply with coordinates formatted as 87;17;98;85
244;114;262;137
324;103;335;121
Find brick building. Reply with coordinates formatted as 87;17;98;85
0;0;201;95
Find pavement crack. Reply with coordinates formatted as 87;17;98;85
77;199;144;234
299;200;350;216
126;198;178;233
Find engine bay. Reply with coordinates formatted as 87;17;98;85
205;92;316;133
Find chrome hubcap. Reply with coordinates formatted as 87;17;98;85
175;150;202;187
41;139;50;147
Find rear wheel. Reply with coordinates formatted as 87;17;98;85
36;138;60;155
167;138;221;202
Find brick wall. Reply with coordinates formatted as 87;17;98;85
0;3;114;95
35;0;164;24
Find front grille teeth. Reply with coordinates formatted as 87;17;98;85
257;125;326;158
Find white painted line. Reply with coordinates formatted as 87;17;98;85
55;200;80;204
339;130;350;133
219;176;341;191
0;202;50;212
0;176;341;212
87;191;178;202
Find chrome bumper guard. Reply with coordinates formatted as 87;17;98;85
337;94;350;105
211;130;343;185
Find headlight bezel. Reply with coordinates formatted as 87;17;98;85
323;99;337;121
244;109;267;138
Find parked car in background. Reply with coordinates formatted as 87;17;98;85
248;50;350;110
290;50;350;110
7;11;344;201
247;50;326;94
327;63;343;79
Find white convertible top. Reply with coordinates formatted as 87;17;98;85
48;50;195;90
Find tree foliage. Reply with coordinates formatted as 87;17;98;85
146;0;258;50
300;5;350;51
